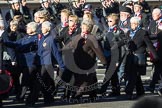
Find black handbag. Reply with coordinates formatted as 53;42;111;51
134;53;146;66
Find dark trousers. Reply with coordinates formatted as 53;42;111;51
60;69;74;99
101;71;120;93
125;71;144;95
19;66;37;99
149;63;162;90
26;66;41;104
100;57;120;93
40;65;55;103
73;73;97;99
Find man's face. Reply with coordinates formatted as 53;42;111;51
134;5;142;13
120;12;130;21
42;1;49;8
152;11;161;21
12;2;20;10
61;13;68;24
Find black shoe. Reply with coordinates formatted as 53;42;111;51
157;88;162;96
108;92;120;97
125;95;134;100
13;98;24;103
145;86;154;93
0;100;2;107
25;103;35;108
44;98;54;105
136;93;145;99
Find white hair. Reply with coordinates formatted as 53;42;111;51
42;21;52;30
26;22;38;32
152;8;161;16
0;20;4;27
130;17;141;24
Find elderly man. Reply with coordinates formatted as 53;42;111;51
148;8;162;43
133;2;150;30
147;8;162;93
119;6;132;34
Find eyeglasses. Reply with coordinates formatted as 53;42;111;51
68;20;75;22
107;20;113;22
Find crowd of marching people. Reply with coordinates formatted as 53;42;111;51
0;0;162;107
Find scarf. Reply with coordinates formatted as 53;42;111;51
130;26;141;39
68;24;77;35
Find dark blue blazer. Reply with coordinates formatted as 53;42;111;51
38;32;65;70
4;34;37;67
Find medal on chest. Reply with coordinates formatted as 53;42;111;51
43;42;47;47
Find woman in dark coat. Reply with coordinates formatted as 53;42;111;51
63;19;107;100
124;16;159;99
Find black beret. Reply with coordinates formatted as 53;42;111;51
119;6;132;14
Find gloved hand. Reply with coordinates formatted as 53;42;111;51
55;36;63;42
59;67;72;83
11;62;17;66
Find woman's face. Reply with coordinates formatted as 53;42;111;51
83;14;90;20
81;24;89;33
68;18;76;27
41;25;49;34
107;17;116;27
34;16;40;23
130;21;139;30
26;26;33;34
10;24;18;32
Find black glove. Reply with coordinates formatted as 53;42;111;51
55;36;63;42
59;68;72;83
127;40;137;52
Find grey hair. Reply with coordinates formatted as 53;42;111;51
26;22;38;32
42;21;52;30
130;17;141;24
34;11;41;17
81;19;94;32
10;20;18;26
152;8;161;16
